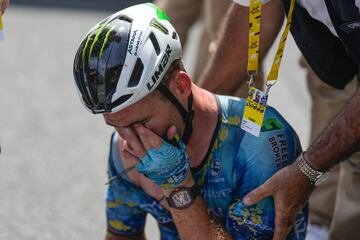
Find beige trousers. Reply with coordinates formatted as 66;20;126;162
300;57;360;239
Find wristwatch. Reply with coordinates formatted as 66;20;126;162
295;152;330;186
166;184;200;209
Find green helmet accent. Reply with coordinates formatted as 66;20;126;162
146;3;170;20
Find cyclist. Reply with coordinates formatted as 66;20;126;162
73;3;308;239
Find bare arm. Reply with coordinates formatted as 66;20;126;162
154;0;201;46
198;1;284;95
306;88;360;169
1;0;9;15
163;177;232;240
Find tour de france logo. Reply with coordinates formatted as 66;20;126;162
248;88;268;107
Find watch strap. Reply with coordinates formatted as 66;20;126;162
295;152;328;185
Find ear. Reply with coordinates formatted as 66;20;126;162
169;70;192;100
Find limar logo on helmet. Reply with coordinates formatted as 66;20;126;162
147;44;172;90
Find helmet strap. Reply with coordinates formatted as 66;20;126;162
156;82;194;145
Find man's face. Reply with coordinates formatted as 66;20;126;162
103;92;182;139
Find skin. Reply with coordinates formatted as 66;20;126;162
196;1;360;239
197;1;284;95
103;70;231;240
0;0;9;15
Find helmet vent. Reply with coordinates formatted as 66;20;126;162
111;94;133;109
128;58;144;87
149;32;161;56
117;15;132;23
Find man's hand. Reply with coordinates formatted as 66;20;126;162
242;162;314;240
118;124;190;189
1;0;9;15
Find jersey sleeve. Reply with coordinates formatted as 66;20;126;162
225;132;280;239
106;183;147;236
106;132;147;236
226;108;307;239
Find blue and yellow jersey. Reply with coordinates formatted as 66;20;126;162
106;95;308;239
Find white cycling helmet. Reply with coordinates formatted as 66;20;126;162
73;3;194;143
73;3;182;114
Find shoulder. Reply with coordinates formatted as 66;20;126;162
217;97;302;192
216;95;246;128
214;95;302;166
236;105;302;169
216;95;299;141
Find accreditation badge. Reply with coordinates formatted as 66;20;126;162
0;15;4;41
241;86;268;137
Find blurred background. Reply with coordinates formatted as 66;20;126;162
0;0;310;239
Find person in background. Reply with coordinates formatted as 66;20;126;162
0;0;9;15
154;0;268;96
197;1;360;239
297;56;358;240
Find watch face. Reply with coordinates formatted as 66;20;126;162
172;190;192;208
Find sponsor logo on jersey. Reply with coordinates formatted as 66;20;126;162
147;44;172;90
204;188;232;199
268;134;289;169
261;117;284;132
210;160;221;177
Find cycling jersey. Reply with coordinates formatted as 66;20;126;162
106;95;308;239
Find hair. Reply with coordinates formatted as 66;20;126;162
153;59;186;102
161;59;185;86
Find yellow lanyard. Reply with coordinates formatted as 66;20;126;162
241;0;296;137
247;0;296;90
0;14;3;31
0;14;4;41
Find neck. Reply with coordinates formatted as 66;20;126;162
186;84;219;168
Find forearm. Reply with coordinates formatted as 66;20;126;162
198;1;284;94
163;176;231;240
169;197;231;240
198;3;248;95
306;88;360;170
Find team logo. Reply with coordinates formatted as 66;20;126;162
150;18;169;35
